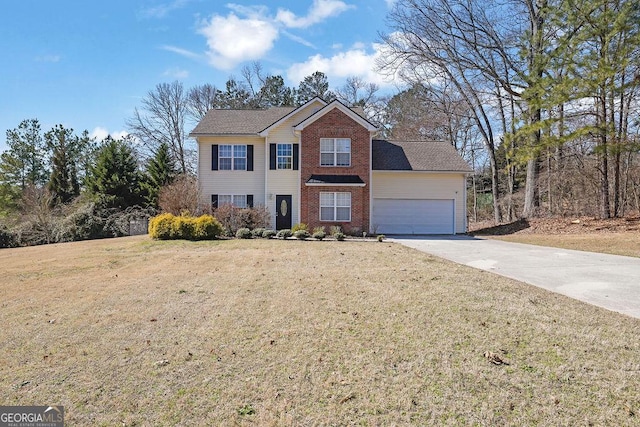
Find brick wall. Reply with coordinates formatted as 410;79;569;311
300;108;371;233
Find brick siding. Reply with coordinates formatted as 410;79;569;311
300;108;370;233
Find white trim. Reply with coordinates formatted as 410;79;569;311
373;170;471;175
293;100;378;132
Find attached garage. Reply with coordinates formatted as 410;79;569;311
371;140;473;235
373;198;455;235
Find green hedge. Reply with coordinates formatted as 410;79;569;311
148;213;223;240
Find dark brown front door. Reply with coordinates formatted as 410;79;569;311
276;195;292;230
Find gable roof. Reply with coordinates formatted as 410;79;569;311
189;106;296;136
373;140;473;173
258;97;327;136
189;98;373;137
293;99;378;132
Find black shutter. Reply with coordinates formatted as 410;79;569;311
269;144;276;170
293;144;299;170
247;145;254;171
211;145;218;170
211;194;218;208
247;195;254;208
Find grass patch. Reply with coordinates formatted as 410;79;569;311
0;235;638;425
491;233;640;258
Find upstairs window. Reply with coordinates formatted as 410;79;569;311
277;144;292;169
320;138;351;167
219;144;247;170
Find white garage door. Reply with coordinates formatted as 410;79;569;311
373;199;455;235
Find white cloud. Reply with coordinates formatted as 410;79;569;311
194;2;355;70
90;127;129;142
287;42;397;88
163;68;189;79
197;12;279;70
276;0;354;29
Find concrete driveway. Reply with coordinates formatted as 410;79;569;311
392;235;640;319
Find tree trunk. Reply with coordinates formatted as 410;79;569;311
522;157;537;218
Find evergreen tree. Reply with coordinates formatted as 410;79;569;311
46;125;81;205
86;137;144;209
296;71;335;105
143;142;177;207
0;119;48;190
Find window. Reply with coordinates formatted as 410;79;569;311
277;144;292;169
219;144;247;170
218;194;248;208
320;138;351;166
320;192;351;222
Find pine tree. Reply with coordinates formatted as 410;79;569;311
143;142;177;207
86;137;144;209
46;125;80;205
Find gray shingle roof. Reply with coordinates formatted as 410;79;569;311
190;104;370;136
372;140;473;172
189;107;296;136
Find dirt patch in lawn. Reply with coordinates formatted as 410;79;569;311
470;216;640;257
1;236;639;425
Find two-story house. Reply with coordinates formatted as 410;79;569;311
189;97;472;234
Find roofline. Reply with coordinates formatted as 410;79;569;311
189;132;264;138
293;99;378;132
258;97;327;136
372;169;473;174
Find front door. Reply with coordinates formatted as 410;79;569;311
276;195;292;230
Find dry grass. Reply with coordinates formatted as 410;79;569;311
490;233;640;258
1;236;639;425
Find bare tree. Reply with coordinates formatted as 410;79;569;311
127;81;191;174
187;83;222;122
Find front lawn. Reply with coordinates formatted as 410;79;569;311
0;236;638;425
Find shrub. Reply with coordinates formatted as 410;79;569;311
149;213;222;240
276;229;292;239
294;230;310;240
334;232;346;241
312;230;326;240
291;223;308;233
251;227;265;238
236;227;252;239
149;213;175;239
215;205;271;236
262;229;276;239
377;234;385;242
329;225;342;236
0;225;16;248
192;215;223;240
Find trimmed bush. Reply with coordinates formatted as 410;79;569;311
192;215;223;240
149;213;222;240
294;230;310;240
312;230;326;240
334;232;346;241
262;229;276;239
251;227;266;238
377;234;385;242
236;227;252;239
276;229;292;239
148;213;175;239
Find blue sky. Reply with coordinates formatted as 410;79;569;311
0;0;400;153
